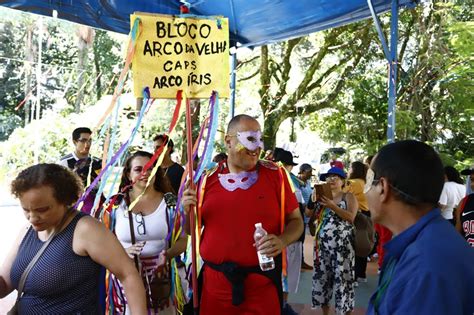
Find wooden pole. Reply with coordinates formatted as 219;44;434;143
185;98;199;312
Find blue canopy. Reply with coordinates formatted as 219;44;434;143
1;0;418;142
0;0;417;47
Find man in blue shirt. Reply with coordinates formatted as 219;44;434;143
365;140;474;315
298;163;314;270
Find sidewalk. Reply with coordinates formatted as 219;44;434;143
288;232;378;314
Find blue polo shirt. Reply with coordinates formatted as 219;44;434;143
300;180;313;204
367;208;474;315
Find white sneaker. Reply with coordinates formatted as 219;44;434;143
357;277;368;283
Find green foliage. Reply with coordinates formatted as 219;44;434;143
304;1;473;165
0;7;126;140
0;20;25;139
92;30;123;100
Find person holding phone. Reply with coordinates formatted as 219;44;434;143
308;167;358;315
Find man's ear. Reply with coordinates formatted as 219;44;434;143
379;177;390;203
224;135;232;148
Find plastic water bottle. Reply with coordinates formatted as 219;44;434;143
254;223;275;271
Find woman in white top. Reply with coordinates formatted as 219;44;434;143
439;166;466;225
109;150;187;314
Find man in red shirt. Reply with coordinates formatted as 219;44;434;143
182;114;303;315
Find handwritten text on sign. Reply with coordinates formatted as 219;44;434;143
132;13;230;99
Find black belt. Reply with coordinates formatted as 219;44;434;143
204;255;283;307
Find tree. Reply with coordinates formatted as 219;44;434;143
306;0;473;163
0;20;25;140
237;22;374;149
92;30;122;100
0;7;126;140
74;25;95;113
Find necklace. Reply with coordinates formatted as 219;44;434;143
218;169;258;191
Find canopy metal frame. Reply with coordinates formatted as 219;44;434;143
230;0;401;143
368;0;399;142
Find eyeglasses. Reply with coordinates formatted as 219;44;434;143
77;138;92;144
135;212;146;235
364;168;420;204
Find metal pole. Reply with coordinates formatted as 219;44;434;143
367;0;390;60
229;52;237;118
367;0;399;143
387;0;399;143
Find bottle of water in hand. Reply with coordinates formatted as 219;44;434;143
254;223;275;271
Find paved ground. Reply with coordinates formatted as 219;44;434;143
287;233;378;314
0;184;379;314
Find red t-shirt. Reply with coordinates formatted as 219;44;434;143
200;161;299;266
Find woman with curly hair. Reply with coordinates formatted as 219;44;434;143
1;163;146;314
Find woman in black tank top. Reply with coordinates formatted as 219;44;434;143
0;163;148;314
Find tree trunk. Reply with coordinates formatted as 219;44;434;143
94;48;102;100
254;25;371;148
74;26;94;113
24;23;34;125
262;111;285;150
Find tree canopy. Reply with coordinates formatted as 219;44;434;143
0;0;471;178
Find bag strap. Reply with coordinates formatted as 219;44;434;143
16;210;72;302
127;208;140;270
341;192;347;203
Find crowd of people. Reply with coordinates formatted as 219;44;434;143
0;117;473;315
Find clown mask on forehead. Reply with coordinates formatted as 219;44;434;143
234;130;264;152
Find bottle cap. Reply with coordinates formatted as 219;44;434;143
255;222;262;228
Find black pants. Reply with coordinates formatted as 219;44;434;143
354;255;368;279
355;211;371;279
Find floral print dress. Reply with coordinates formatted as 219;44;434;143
312;197;355;314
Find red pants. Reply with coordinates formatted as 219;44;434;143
200;266;280;315
374;224;392;268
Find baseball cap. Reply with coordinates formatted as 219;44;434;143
278;150;298;166
299;163;314;173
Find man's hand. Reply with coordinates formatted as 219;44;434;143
182;186;198;235
255;234;285;258
182;187;197;215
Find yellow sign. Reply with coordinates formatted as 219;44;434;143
131;13;230;99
